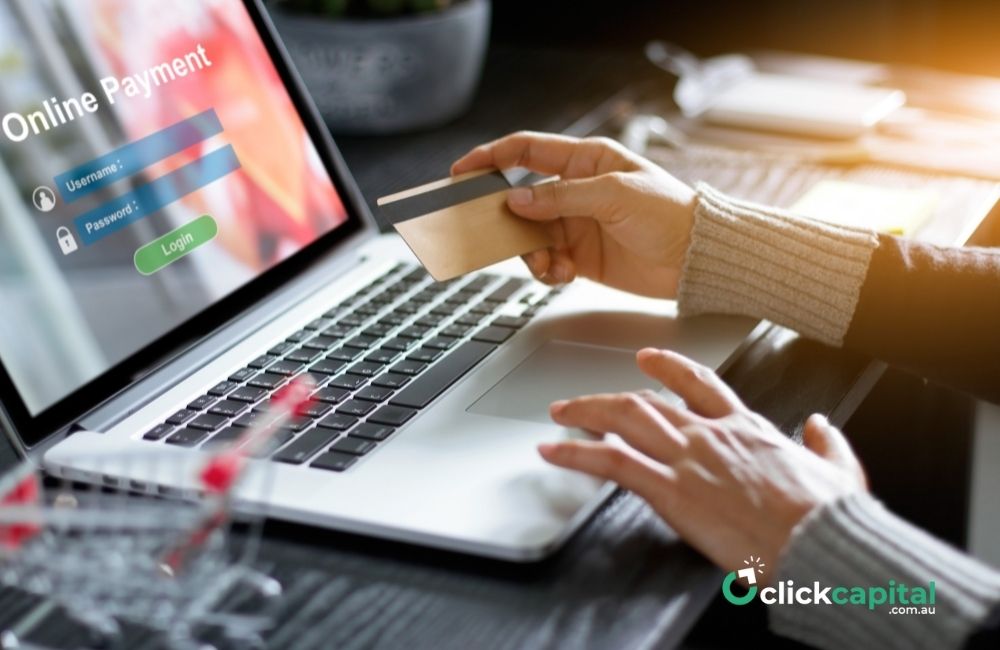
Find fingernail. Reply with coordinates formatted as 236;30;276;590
538;443;558;457
549;261;570;283
550;400;568;413
509;187;534;205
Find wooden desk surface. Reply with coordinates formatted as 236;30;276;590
1;47;997;649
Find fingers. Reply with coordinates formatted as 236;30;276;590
803;414;869;490
506;175;627;226
550;393;686;464
538;439;674;502
451;131;638;178
636;348;743;418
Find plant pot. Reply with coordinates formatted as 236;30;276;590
269;0;491;135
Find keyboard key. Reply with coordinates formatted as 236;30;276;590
372;373;411;389
492;315;529;329
407;348;442;363
229;386;268;403
330;437;375;456
323;324;353;338
209;400;249;418
455;314;483;327
368;405;418;427
485;278;527;303
329;374;368;390
268;360;305;376
281;417;313;433
248;373;286;390
441;324;471;338
233;411;276;428
355;386;394;403
309;359;346;376
248;355;277;370
273;429;340;464
188;414;228;431
285;329;312;343
390;340;497;409
311;451;359;472
347;361;383;377
143;424;175;441
327;347;363;362
303;335;340;351
317;413;358;431
424;336;457;351
348;423;395;441
378;313;409;326
287;348;323;364
166;428;209;447
202;426;247;451
465;274;498;290
247;430;295;458
430;304;456;316
208;381;240;397
344;334;378;350
415;314;445;328
398;326;428;339
228;367;257;383
445;289;478;304
312;386;350;404
336;399;377;417
363;323;394;338
390;360;426;376
187;395;217;411
166;409;197;426
473;326;516;344
365;349;400;365
396;301;422;315
336;314;367;327
268;341;296;357
382;337;415;351
470;302;497;315
305;317;330;330
302;402;333;419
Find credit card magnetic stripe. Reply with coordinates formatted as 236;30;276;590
378;171;511;225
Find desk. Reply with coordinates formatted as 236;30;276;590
0;47;997;650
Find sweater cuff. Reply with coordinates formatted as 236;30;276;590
770;492;1000;650
677;183;879;346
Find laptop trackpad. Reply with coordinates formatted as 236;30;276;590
466;340;660;425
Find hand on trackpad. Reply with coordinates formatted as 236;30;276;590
466;340;660;425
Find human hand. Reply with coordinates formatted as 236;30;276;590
451;131;696;298
538;348;868;582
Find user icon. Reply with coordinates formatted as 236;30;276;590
33;186;56;213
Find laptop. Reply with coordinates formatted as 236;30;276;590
0;0;757;561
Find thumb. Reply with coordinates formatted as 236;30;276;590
507;174;623;223
803;414;868;490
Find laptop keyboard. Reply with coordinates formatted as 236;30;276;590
141;263;559;473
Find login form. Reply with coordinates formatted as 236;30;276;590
0;1;349;415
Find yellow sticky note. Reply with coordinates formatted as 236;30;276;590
791;180;937;236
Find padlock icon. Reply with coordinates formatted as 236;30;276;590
56;227;78;255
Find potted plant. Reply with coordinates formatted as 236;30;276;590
268;0;491;135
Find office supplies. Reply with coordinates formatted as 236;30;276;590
0;0;755;564
791;180;937;236
646;41;906;140
377;170;553;281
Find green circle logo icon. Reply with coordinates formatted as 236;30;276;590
722;571;758;606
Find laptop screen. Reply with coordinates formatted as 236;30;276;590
0;1;355;423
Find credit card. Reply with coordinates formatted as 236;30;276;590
377;169;553;281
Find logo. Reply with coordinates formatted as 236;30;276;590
720;554;937;615
721;555;765;605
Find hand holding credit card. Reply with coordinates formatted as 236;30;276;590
377;169;554;281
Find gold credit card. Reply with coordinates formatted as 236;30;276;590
377;169;553;281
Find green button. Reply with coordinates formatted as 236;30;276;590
134;215;218;275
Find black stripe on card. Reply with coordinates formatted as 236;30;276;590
379;171;511;225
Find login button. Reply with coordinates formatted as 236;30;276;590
134;215;217;275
